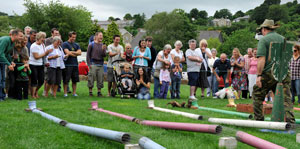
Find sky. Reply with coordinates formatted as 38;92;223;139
0;0;295;20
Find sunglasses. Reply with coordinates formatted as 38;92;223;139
294;50;298;52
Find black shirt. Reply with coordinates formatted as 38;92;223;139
62;41;81;66
213;59;231;76
148;46;157;68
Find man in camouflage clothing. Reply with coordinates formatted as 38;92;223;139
253;19;295;123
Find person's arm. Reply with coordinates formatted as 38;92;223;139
72;49;82;56
47;54;59;60
226;69;231;83
144;82;151;89
187;55;202;62
256;56;265;88
172;65;176;72
17;65;25;71
235;58;245;68
86;44;92;66
64;48;76;57
132;48;139;59
178;64;183;72
205;48;212;59
159;69;163;83
143;48;151;60
32;48;52;59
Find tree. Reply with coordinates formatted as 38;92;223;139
263;0;281;6
214;9;232;20
133;13;145;28
207;38;222;50
219;29;257;56
189;8;199;20
123;13;132;20
232;10;245;20
145;9;196;51
250;4;269;24
0;11;8;16
267;5;289;23
11;0;95;51
108;16;115;21
0;16;10;37
103;21;123;46
198;10;208;19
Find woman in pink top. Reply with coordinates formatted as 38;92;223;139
248;48;258;98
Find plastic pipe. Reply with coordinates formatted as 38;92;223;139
65;123;130;144
138;137;166;149
208;118;291;130
191;101;252;119
236;131;286;149
141;120;222;134
265;117;300;124
95;108;135;122
148;100;203;120
32;109;64;124
294;107;300;111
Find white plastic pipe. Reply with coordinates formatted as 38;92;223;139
32;109;64;124
148;100;202;120
65;123;130;144
138;137;166;149
208;118;291;130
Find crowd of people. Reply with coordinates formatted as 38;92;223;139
0;20;299;113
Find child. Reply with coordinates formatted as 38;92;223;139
123;43;134;63
171;56;183;99
121;64;134;91
159;63;171;99
15;54;31;100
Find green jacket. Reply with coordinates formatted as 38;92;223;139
256;31;284;72
0;36;14;65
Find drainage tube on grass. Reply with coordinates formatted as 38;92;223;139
236;131;286;149
147;100;203;120
191;101;253;119
28;101;130;144
91;101;222;134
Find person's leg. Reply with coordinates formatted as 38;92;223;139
171;78;176;99
30;65;38;98
207;76;212;97
72;83;77;95
43;67;48;96
144;93;151;100
35;66;45;98
164;82;169;99
213;74;219;97
291;80;296;103
23;81;29;99
88;65;95;95
153;77;160;98
159;81;166;98
15;81;22;100
97;66;104;94
176;80;181;99
0;64;5;100
282;74;295;123
71;66;80;95
295;79;300;104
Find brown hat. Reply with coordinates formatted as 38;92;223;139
257;19;280;31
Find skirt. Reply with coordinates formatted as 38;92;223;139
198;63;209;88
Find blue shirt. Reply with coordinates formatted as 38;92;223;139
62;41;81;66
213;59;231;76
133;47;151;66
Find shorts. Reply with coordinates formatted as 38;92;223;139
30;65;44;87
107;67;114;82
188;72;199;86
63;66;79;84
47;67;62;85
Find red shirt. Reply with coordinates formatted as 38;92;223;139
78;61;89;75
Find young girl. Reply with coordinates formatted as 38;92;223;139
171;56;183;99
16;54;31;100
159;63;171;99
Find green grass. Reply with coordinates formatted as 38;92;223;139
0;81;299;149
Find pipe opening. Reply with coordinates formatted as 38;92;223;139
198;116;203;120
285;123;291;130
121;133;131;143
249;115;253;119
59;120;68;126
215;125;222;134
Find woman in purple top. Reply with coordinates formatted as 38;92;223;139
230;48;247;99
290;45;300;104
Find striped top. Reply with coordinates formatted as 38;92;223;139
289;56;300;80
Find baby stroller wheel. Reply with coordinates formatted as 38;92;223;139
121;95;124;99
111;90;116;97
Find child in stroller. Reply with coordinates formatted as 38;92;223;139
120;63;134;91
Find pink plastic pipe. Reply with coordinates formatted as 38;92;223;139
95;108;136;122
141;120;221;134
294;107;300;111
236;131;286;149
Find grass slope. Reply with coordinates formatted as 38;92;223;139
0;81;299;149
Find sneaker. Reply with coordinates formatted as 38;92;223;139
64;94;68;97
213;96;218;99
206;94;210;97
189;96;198;101
73;94;78;97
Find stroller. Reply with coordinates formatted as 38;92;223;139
111;60;137;98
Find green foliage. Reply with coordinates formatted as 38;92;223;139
145;9;197;51
103;21;123;46
213;9;232;20
108;16;115;21
188;8;208;26
250;4;269;24
0;11;8;16
10;0;94;51
232;10;245;20
0;16;10;37
207;38;222;50
123;13;133;20
267;5;289;23
133;13;146;29
124;26;138;36
219;29;257;56
216;21;257;36
263;0;281;6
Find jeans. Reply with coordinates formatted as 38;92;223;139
291;79;300;103
137;87;150;100
0;64;6;100
213;72;229;96
160;81;169;99
171;77;181;98
153;77;160;98
207;74;216;96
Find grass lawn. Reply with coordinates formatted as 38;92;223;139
0;81;299;149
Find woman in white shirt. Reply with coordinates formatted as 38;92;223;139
207;48;218;97
29;32;52;99
170;40;185;63
197;39;211;98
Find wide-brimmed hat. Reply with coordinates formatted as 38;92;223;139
256;19;280;31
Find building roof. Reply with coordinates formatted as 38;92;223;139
130;29;146;48
198;30;223;43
